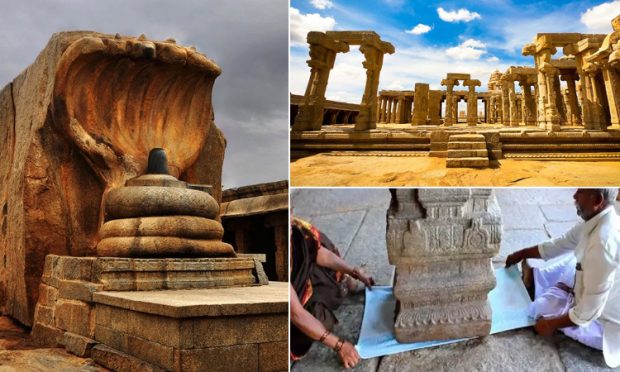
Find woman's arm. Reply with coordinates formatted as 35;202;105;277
290;284;361;368
316;245;375;288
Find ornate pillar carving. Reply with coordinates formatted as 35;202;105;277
561;73;582;125
387;188;501;342
355;39;395;130
463;79;480;126
441;79;458;126
293;32;349;131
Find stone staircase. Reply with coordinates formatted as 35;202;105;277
446;134;490;168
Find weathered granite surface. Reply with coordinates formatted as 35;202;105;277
0;31;226;326
387;189;501;342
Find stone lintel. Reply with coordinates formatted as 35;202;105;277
446;73;471;80
575;37;605;53
533;33;588;53
550;58;577;69
326;30;395;54
92;282;288;318
506;66;537;76
306;31;349;53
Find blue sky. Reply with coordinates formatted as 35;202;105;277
290;0;620;102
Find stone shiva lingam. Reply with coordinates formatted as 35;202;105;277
97;148;235;258
386;188;501;342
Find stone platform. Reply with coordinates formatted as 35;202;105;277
291;125;620;162
92;283;288;371
31;255;286;371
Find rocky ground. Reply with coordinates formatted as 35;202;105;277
0;317;104;371
291;154;620;187
291;188;620;372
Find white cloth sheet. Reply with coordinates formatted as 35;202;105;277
356;266;534;359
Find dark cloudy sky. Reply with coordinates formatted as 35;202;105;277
0;0;288;189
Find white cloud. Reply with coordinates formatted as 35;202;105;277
406;24;431;35
437;7;481;22
310;0;333;10
487;56;499;62
580;1;620;33
446;38;487;60
290;7;336;46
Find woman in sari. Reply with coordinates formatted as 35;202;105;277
290;217;375;369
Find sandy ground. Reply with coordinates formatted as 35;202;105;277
290;154;620;186
0;316;105;371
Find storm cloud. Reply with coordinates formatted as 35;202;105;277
0;0;288;188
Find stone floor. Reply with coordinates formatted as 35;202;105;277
0;316;105;371
291;188;620;372
290;155;620;187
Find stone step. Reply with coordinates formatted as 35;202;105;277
447;149;488;158
448;141;487;150
448;134;486;142
446;157;490;168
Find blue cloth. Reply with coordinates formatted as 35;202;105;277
356;266;535;359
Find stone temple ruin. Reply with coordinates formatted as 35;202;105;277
386;189;501;342
0;31;287;371
291;17;620;168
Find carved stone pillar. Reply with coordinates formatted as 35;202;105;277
500;78;511;126
601;64;620;128
508;81;519;127
387;188;501;343
561;73;582;125
293;32;349;131
519;82;535;125
463;79;480;126
428;90;442;125
541;63;561;131
355;40;395;131
396;96;405;124
441;79;458;126
412;83;430;125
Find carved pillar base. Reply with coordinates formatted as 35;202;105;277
387;189;501;343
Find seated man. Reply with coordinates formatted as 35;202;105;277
506;188;620;368
290;216;375;369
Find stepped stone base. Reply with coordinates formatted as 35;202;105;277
31;254;285;371
446;134;490;168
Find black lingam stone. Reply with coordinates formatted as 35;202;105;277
147;148;169;175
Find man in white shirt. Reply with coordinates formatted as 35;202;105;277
506;188;620;368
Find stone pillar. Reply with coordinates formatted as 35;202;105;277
293;32;349;131
387;188;501;343
561;73;582;125
355;41;395;131
441;79;458;126
428;90;442;125
453;97;459;123
541;63;561;131
553;73;567;125
508;80;519;127
463;79;481;126
488;96;496;124
519;81;536;126
501;78;511;126
396;96;405;124
412;83;430;125
602;65;620;128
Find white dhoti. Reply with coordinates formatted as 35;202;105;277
527;254;604;350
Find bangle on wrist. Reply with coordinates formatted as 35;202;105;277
333;338;344;352
319;330;330;343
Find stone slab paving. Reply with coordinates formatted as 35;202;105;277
291;188;620;371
